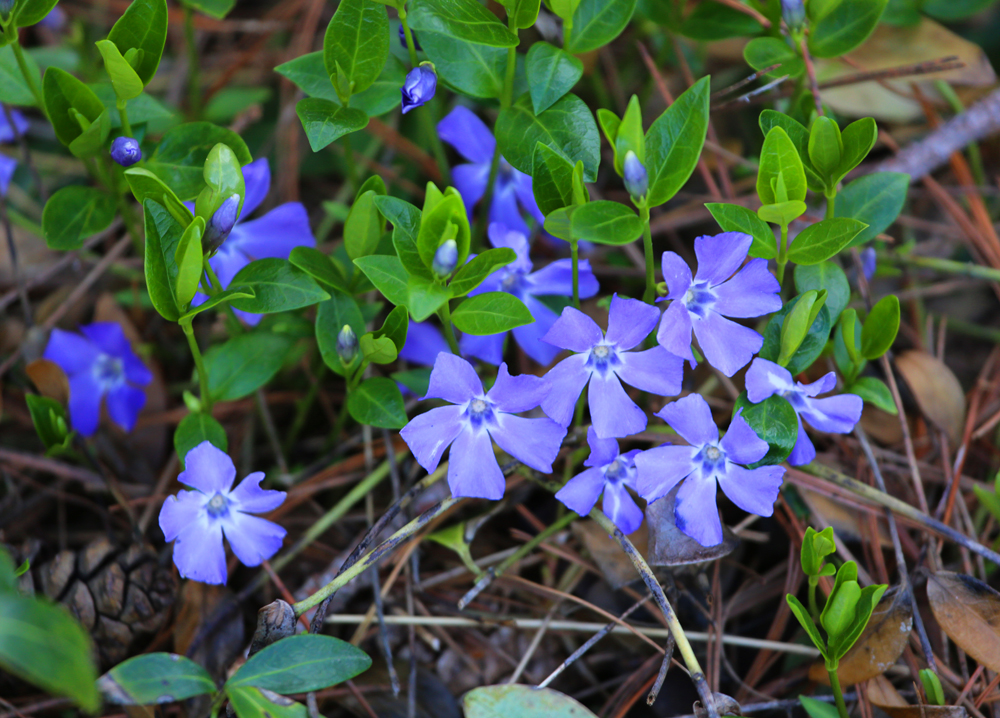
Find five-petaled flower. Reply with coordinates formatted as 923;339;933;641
43;322;152;437
636;393;784;547
541;294;683;439
190;158;316;324
745;358;863;466
656;232;781;377
159;441;287;585
400;353;566;500
0;108;28;196
556;426;644;534
461;223;599;366
438;106;544;238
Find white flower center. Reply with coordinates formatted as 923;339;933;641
206;493;229;517
92;353;125;391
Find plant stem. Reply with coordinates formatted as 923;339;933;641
438;300;461;354
776;222;789;288
808;576;820;622
641;204;655;303
828;664;850;718
182;320;213;412
824;189;836;220
9;36;46;117
570;239;580;309
116;98;133;138
183;4;201;119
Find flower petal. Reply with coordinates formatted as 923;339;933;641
488;362;550;413
711;258;781;318
555;467;606;517
105;384;146;432
542;306;603;353
179;441;237;494
512;298;562;366
447;428;505;499
661;251;692;299
654;393;718;446
228;203;315;260
460;331;506;366
583;425;619;467
540;353;590;426
788;420;817;465
453;163;491;218
604;294;659;350
489;181;530;237
230;472;286;514
717;464;784;517
67;371;103;437
655;300;695;364
487;223;531;263
0;155;16;196
720;411;769;465
616;346;683;398
171;515;227;584
438;106;496;164
222;512;286;567
425;352;483;403
635;444;697;503
799;371;837;398
400;322;449;367
239;158;271;219
744;358;794;403
588;372;647;439
400;405;465;473
44;328;100;375
693;232;753;286
674;475;723;547
693;311;763;377
158;490;204;541
526;259;590;298
80;322;131;358
490;414;565;473
602;482;644;534
800;394;863;434
512;170;545;225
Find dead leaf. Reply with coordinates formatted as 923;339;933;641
859;404;905;446
867;675;967;718
646;486;738;566
25;358;69;403
572;519;647;590
173;581;245;700
895;350;966;444
810;588;912;685
798;488;891;547
927;571;1000;673
867;675;909;709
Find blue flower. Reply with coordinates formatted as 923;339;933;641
541;294;683;439
437;106;544;237
635;394;785;547
159;442;287;585
43;322;153;437
745;357;863;465
860;247;877;281
190;158;316;325
110;136;141;167
460;223;599;366
400;321;451;367
0;108;28;196
556;426;644;534
657;232;782;377
400;353;566;500
401;65;437;114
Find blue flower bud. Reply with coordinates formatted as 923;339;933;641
110;136;142;167
337;324;358;365
860;247;876;281
401;65;437;115
432;239;458;278
781;0;805;30
623;151;648;200
0;0;14;21
398;24;421;52
203;194;240;254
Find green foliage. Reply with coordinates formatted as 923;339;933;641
43;67;109;157
464;684;599;718
860;295;900;360
644;76;710;208
174;412;228;466
42;185;116;250
347;377;408;428
787;219;867;266
760;297;832;376
296;99;369;152
407;0;519;48
744;37;803;79
568;200;642;245
99;653;216;704
147;123;252;201
836;173;909;247
275;52;404;116
451;292;533;335
25;394;72;453
227;259;331;315
105;0;168;85
794;262;849;323
808;0;888;59
733;392;799;466
227;634;372;693
525;42;583;115
564;0;638;54
323;0;390;101
204;331;296;402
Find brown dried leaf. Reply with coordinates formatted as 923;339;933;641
895;350;965;444
927;571;1000;673
571;519;647;590
25;358;70;403
809;588;912;685
173;582;245;684
866;675;909;709
867;675;968;718
798;488;891;547
646;486;738;566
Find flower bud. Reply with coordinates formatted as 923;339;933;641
110;136;142;167
401;65;437;115
337;324;358;365
623;150;648;200
202;194;241;254
781;0;806;31
860;247;876;281
432;239;458;278
0;0;14;21
398;24;421;51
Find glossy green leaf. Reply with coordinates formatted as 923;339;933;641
178;286;256;322
146;122;252;201
353;255;411;308
360;334;397;363
296;98;369;152
205;332;295;402
565;0;637;54
174;217;206;307
449;247;516;298
497;93;600;182
289;246;349;292
92;84;174;129
345;190;385;260
759;109;824;192
406;274;451;321
808;0;887;59
799;696;840;718
569;200;642;245
126;169;193;225
174;413;228;468
347;377;408;429
836;117;877;182
0;45;40;106
757;200;806;227
614;95;645;174
418;31;507;100
228;634;372;692
836;172;908;247
42;67;105;149
14;0;59;27
99;653;216;704
183;0;237;19
316;291;366;376
452;292;533;335
734;392;799;466
706;202;776;259
787;218;866;265
195;142;246;221
408;0;519;47
779;290;825;366
808;116;843;181
322;0;389;99
375;304;409;352
525;42;583;115
531;142;576;217
923;0;993;20
392;368;431;396
834;309;864;379
860;294;899;360
276;51;404;116
464;684;599;718
228;259;330;314
25;395;70;451
41;186;116;251
760;299;832;376
744;36;803;78
374;196;428;278
787;595;828;657
794;261;849;322
758;126;806;206
644;76;710;208
226;687;307;718
142;200;184;321
95;40;143;100
106;0;169;85
847;376;897;415
67;108;112;159
678;0;762;40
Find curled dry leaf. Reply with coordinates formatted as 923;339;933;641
867;675;967;718
646;486;738;567
927;571;1000;673
571;519;647;590
25;359;70;404
894;350;965;444
809;587;912;685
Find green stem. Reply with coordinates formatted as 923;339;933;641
828;664;850;718
641;204;655;303
776;222;789;288
116;98;133;138
824;189;836;220
331;399;350;446
881;251;1000;282
183;4;201;119
563;16;572;49
182;321;213;412
438;300;461;354
808;577;820;622
10;36;45;117
570;239;580;309
399;9;420;67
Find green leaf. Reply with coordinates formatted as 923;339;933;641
195;142;246;221
99;653;216;704
296;98;369;152
417;191;469;271
758;200;807;227
322;0;389;99
25;395;70;451
760;299;832;376
408;0;519;47
142;200;183;321
42;67;106;149
375;196;429;278
836;117;877;182
178;286;256;322
392;368;431;397
452;292;533;335
759;109;825;192
778;290;825;366
347;377;408;429
531;142;577;217
174;217;206;309
42;186;116;251
353;255;411;308
418;31;508;100
289;246;349;292
126;168;194;225
0;593;99;712
174;413;228;467
316;291;366;376
0;45;40;106
464;684;600;718
706;203;776;259
734;392;799;466
205;331;295;402
565;0;638;54
375;304;409;352
794;261;849;322
644;76;710;208
836;172;908;247
497;93;600;183
614;95;645;174
809;0;887;59
276;51;405;116
450;247;516;297
406;274;451;321
678;1;763;40
95;40;144;100
360;334;397;363
147;123;252;201
923;0;993;20
758;126;807;206
92;84;174;129
744;36;803;78
228;259;331;314
345;190;385;260
808;116;843;182
525;42;583;115
834;309;864;380
787;218;866;265
226;687;307;718
14;0;59;28
228;634;372;693
847;376;897;415
569;200;642;245
786;595;827;657
502;0;542;28
800;696;841;718
68;108;112;159
183;0;237;19
860;294;899;360
106;0;169;85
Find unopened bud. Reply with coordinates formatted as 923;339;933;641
110;136;142;167
0;0;14;21
432;239;458;278
781;0;806;31
401;64;437;115
202;194;240;254
860;247;876;281
337;324;358;365
623;151;648;200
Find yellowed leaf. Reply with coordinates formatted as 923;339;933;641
25;358;69;404
927;571;1000;673
895;350;966;444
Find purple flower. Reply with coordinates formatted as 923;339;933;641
745;358;863;465
43;322;152;437
191;158;315;325
556;426;644;534
460;224;599;366
541;294;683;439
337;324;359;365
623;151;648;201
203;194;241;253
159;441;286;585
438;106;544;238
39;5;66;31
635;393;785;547
860;247;876;281
401;65;437;114
398;24;421;51
657;232;781;377
781;0;806;28
0;109;28;196
400;353;566;500
110;136;141;167
400;322;451;366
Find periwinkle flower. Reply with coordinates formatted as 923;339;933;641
657;232;781;377
159;441;287;585
781;0;806;30
623;151;648;201
337;324;359;365
556;426;644;534
43;322;152;437
400;353;566;500
398;24;421;51
0;0;13;21
401;65;437;114
635;393;785;547
203;194;240;254
39;6;66;31
745;358;863;465
432;238;458;277
860;247;877;281
541;294;683;439
438;106;544;237
110;136;141;167
460;223;599;366
189;158;315;325
0;108;28;196
400;321;450;366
